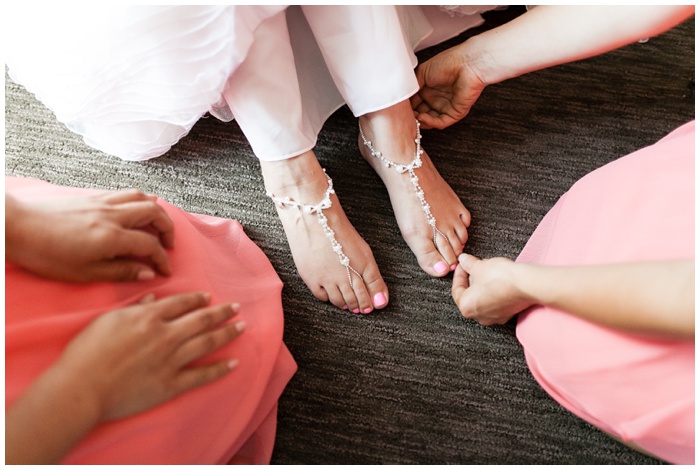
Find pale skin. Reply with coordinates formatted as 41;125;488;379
452;253;694;339
452;253;694;462
262;100;471;314
6;190;246;464
411;5;695;129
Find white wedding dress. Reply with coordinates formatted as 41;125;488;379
5;6;496;161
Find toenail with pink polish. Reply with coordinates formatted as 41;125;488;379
433;260;448;274
363;308;372;314
373;292;386;307
450;264;457;271
342;305;348;310
352;308;360;314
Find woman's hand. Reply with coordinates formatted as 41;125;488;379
6;189;175;282
61;291;246;421
411;41;487;130
451;253;534;325
6;291;246;464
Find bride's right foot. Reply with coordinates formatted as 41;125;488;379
261;151;388;314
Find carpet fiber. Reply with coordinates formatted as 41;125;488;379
5;8;694;464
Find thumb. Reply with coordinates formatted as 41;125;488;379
458;253;481;273
91;260;157;282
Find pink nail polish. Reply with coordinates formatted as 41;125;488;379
373;292;387;307
363;308;372;314
342;305;348;310
450;264;457;271
137;270;155;281
433;261;448;274
227;359;239;370
234;321;247;332
352;308;360;314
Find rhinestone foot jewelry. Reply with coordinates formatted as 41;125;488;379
266;169;363;288
359;119;449;247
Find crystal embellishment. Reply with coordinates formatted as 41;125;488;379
266;169;362;288
359;119;449;247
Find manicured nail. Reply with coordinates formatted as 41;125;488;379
363;308;372;314
373;292;386;307
137;270;155;281
450;264;457;271
227;359;239;370
352;308;360;314
234;321;246;332
342;305;348;310
433;261;449;274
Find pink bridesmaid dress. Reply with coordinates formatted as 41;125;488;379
5;176;298;464
516;121;695;464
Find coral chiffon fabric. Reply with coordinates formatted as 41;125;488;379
516;121;695;464
5;176;297;464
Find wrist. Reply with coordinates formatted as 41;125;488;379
508;262;540;307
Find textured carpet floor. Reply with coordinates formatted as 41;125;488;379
5;8;694;465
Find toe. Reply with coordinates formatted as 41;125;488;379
311;285;330;303
339;282;360;314
363;267;389;310
325;285;349;310
351;274;374;314
407;235;451;277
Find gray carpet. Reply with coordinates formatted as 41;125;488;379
5;8;694;465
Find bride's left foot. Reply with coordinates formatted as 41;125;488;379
358;101;471;277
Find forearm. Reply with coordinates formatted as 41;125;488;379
514;260;694;338
6;363;100;464
464;5;694;85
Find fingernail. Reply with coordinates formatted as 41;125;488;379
230;303;240;314
202;292;212;302
342;305;348;310
137;270;155;281
373;292;386;307
458;253;468;262
352;308;360;314
362;308;372;314
433;261;448;274
227;359;239;370
234;321;246;332
450;264;457;271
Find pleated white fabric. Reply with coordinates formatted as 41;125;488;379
5;5;492;161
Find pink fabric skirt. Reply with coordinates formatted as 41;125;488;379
516;121;695;464
5;176;297;464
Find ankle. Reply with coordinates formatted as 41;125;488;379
359;103;420;160
260;151;329;200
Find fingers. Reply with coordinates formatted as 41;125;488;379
91;259;159;282
113;200;175;250
173;316;246;367
458;253;481;273
170;302;241;343
111;229;172;276
173;358;239;395
149;292;213;321
97;188;154;205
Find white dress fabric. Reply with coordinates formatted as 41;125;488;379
4;5;493;161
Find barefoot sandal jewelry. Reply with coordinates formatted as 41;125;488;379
359;119;449;247
266;169;363;288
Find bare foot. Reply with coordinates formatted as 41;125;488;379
261;151;389;313
358;101;471;277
